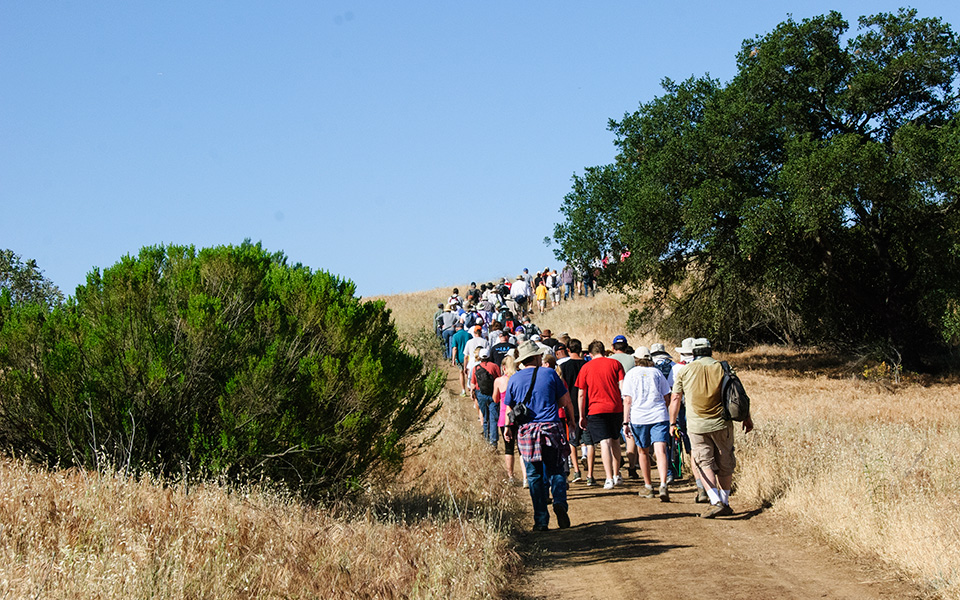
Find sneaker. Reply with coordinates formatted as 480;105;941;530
555;505;571;529
603;478;614;490
585;477;597;487
522;480;529;489
700;503;734;519
639;485;655;498
666;473;675;485
658;485;670;502
613;475;623;486
460;390;467;397
571;472;583;483
695;488;709;504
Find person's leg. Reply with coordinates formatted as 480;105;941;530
458;367;467;396
653;441;670;486
487;403;500;446
477;395;491;441
543;445;570;528
525;459;549;529
599;438;616;484
624;431;638;477
501;427;515;479
586;444;596;480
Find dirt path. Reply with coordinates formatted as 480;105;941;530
516;474;921;600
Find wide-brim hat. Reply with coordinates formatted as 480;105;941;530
516;340;544;363
675;337;695;355
691;338;712;352
650;343;671;357
633;346;652;360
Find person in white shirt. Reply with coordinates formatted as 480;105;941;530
621;346;676;501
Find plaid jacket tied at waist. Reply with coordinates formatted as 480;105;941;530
517;421;570;467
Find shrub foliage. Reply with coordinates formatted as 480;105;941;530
0;242;443;498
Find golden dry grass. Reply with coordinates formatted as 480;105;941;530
0;285;524;600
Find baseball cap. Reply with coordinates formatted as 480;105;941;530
612;335;627;345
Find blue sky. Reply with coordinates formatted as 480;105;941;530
3;2;958;297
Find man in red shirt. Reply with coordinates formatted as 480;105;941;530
575;340;626;489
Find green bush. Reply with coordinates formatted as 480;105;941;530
0;242;443;498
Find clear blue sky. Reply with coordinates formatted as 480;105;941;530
3;2;958;297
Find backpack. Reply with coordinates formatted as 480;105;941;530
719;361;750;422
654;359;673;380
474;365;495;396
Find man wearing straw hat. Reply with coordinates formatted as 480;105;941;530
503;340;576;531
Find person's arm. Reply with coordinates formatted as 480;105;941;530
743;415;754;434
622;395;632;435
558;391;575;432
578;386;588;429
669;392;682;434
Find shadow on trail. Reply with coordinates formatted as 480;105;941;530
519;514;693;571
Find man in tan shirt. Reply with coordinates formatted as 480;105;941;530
670;338;753;518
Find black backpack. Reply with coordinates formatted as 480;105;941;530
474;365;496;396
719;361;750;422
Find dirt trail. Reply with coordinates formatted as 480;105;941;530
517;474;921;600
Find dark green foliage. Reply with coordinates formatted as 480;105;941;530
553;10;960;366
0;242;443;498
0;249;63;312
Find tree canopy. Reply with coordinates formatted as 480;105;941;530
553;9;960;366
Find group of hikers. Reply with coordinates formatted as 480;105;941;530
434;272;754;531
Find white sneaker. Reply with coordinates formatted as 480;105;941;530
603;478;614;490
613;475;623;486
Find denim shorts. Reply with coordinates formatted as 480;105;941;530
630;421;670;448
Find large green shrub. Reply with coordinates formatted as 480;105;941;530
0;242;443;498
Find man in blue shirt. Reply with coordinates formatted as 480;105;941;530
504;340;576;531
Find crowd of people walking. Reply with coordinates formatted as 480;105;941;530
434;269;754;531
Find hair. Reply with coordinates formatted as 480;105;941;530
543;353;557;370
613;341;628;353
452;288;459;294
588;340;605;355
693;347;713;358
558;334;571;346
567;338;582;354
501;355;517;377
489;321;502;332
635;357;654;368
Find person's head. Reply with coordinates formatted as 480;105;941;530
501;354;518;377
452;288;459;295
558;333;571;346
470;282;476;287
612;335;627;352
588;340;605;356
479;347;491;362
650;343;672;362
523;268;529;274
542;329;552;339
454;322;463;331
523;316;532;324
676;337;695;362
489;321;502;332
516;340;544;368
543;353;557;370
472;325;482;337
633;346;654;368
437;303;443;309
554;344;569;359
499;330;509;341
567;338;582;355
692;337;713;358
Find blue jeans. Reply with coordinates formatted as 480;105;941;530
476;393;499;446
524;444;569;529
441;329;454;358
563;282;573;300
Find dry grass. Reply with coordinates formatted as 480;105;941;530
0;285;524;600
532;293;960;598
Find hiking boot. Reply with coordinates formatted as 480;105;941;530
532;524;548;532
695;488;709;504
555;505;571;529
627;469;639;480
639;485;655;498
658;485;670;502
603;478;615;490
585;477;597;487
571;472;583;483
700;503;734;519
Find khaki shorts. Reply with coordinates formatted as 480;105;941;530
689;424;736;478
